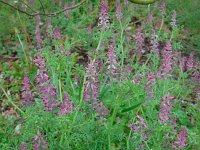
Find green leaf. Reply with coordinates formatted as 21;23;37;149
121;102;144;113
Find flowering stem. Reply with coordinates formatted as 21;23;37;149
71;73;86;125
126;106;142;149
108;103;119;150
80;73;87;104
96;30;104;52
119;20;125;67
127;128;132;150
108;133;111;150
159;17;164;34
144;53;152;66
59;79;63;102
170;30;174;41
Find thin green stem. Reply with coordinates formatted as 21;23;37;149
15;28;29;69
119;20;125;67
170;29;174;41
159;17;164;34
126;106;143;149
70;73;86;125
0;85;24;114
59;79;63;102
108;105;119;150
96;31;104;52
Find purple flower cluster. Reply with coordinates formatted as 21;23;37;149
145;72;157;101
173;126;188;149
171;10;177;28
146;12;153;25
98;0;110;30
161;40;173;75
106;39;118;80
135;30;145;54
179;56;187;72
115;0;123;20
53;27;62;40
35;15;42;51
19;142;28;150
196;90;200;101
150;30;159;54
33;56;58;111
160;0;166;17
84;57;109;116
121;64;132;80
84;57;100;102
191;66;200;81
186;52;194;71
59;93;74;115
129;115;148;142
21;76;34;106
32;131;48;150
159;91;175;124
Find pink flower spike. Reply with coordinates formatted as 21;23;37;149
59;93;74;115
116;0;123;20
21;76;34;106
186;52;194;71
135;30;145;54
98;0;110;30
159;91;175;124
53;27;62;39
173;126;188;149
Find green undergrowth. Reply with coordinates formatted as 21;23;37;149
0;0;200;149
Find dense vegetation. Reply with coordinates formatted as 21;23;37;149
0;0;199;149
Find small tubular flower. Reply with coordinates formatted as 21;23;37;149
98;0;110;30
128;115;148;147
106;38;118;80
145;72;156;101
32;131;48;150
115;0;123;20
21;76;34;106
84;57;109;116
186;52;194;71
160;0;166;17
19;142;28;150
161;40;173;75
150;30;159;54
173;126;188;149
159;91;175;124
171;10;176;28
33;56;58;111
135;30;145;54
59;93;74;115
179;56;187;72
53;27;62;40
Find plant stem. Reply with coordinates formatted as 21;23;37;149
59;79;63;102
119;20;125;67
96;30;104;52
0;85;24;114
159;17;164;34
15;28;29;71
70;73;87;126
